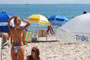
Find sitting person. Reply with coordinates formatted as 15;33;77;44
27;47;40;60
2;33;10;45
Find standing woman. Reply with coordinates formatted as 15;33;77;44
8;16;30;60
27;47;40;60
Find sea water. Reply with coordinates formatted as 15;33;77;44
0;4;90;31
0;4;90;19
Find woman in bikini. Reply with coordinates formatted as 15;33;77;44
8;16;30;60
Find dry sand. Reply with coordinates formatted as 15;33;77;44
1;41;90;60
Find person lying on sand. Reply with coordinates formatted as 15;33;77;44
8;16;30;60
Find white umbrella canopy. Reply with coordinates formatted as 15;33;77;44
40;15;49;23
61;13;90;33
56;13;90;43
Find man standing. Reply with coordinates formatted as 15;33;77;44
8;16;30;60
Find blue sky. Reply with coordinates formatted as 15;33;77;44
0;0;90;4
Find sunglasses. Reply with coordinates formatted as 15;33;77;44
32;50;36;52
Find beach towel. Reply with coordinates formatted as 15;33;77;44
23;31;32;44
38;30;47;37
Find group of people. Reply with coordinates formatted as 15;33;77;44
1;16;41;60
1;15;55;60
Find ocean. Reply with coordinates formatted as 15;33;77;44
0;4;90;31
0;4;90;19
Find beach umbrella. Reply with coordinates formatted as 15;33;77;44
28;14;49;40
48;15;68;26
0;12;14;32
56;13;90;44
28;14;49;32
28;14;49;26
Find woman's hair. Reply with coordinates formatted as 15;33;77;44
14;16;20;23
27;47;40;60
14;16;21;28
32;47;40;58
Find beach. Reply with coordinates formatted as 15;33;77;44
1;4;90;60
1;39;90;60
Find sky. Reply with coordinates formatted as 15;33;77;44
0;0;90;4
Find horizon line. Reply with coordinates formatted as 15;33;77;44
0;3;90;4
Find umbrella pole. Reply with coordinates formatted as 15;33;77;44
56;18;57;40
36;24;39;41
37;24;39;41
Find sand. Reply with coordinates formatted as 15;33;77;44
1;40;90;60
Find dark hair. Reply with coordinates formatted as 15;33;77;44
27;47;40;60
83;11;87;14
32;47;40;57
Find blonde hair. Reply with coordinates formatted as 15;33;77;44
14;16;20;23
14;16;21;28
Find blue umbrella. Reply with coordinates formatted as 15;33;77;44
0;11;14;32
48;15;69;26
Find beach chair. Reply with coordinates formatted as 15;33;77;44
38;30;48;41
38;30;47;37
23;31;32;45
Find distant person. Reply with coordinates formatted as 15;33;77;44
47;23;55;34
83;11;87;14
8;16;30;60
72;17;74;18
2;33;9;44
27;47;40;60
2;10;6;13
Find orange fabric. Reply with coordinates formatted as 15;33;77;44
38;30;47;37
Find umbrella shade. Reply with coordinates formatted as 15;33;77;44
48;15;68;26
27;24;47;32
0;26;9;32
28;14;49;26
61;13;90;33
0;12;14;32
56;13;90;43
0;13;9;22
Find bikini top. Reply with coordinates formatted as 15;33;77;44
10;26;27;32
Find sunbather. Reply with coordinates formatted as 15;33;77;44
8;16;30;60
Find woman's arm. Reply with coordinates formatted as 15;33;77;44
21;19;31;31
8;16;17;30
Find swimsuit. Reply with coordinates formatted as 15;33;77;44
10;26;25;53
10;26;27;32
13;46;23;53
12;38;23;53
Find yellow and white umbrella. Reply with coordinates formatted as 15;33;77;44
28;14;50;26
28;14;50;41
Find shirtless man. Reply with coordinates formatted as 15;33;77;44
8;16;30;60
